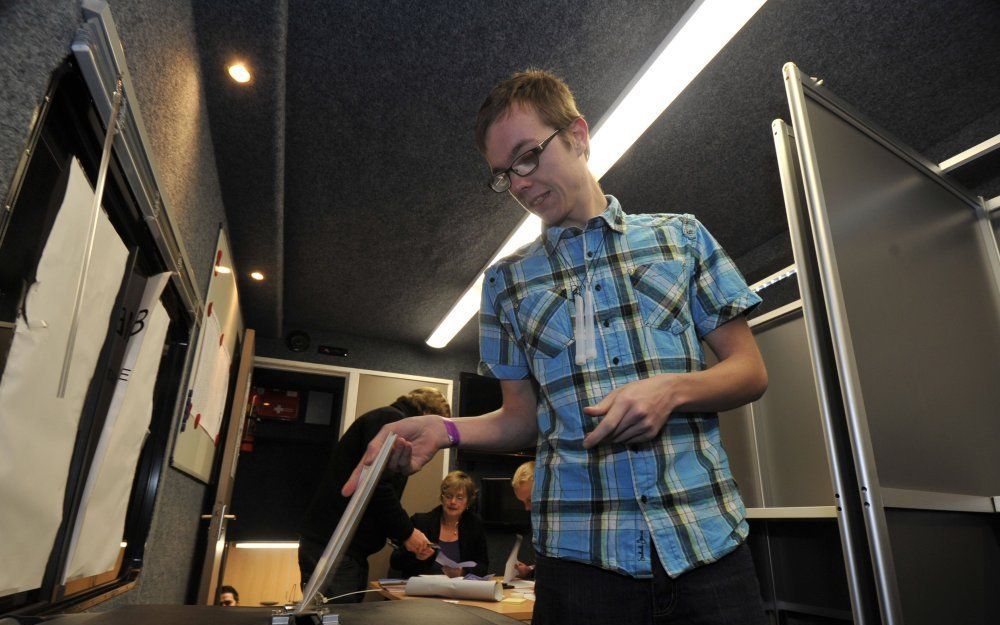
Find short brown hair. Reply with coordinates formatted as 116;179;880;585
475;69;584;156
441;470;478;507
398;387;451;419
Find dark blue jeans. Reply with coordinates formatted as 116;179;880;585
533;542;767;625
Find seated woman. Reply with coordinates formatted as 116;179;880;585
391;470;489;578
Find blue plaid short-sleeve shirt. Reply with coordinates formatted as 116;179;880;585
478;196;761;578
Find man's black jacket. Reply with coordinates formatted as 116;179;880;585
298;400;417;556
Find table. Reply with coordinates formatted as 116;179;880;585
371;580;534;623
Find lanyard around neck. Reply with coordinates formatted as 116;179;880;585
555;226;608;365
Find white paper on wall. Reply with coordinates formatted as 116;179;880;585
187;312;230;442
62;273;172;582
0;160;128;595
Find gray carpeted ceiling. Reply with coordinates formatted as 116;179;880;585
192;0;1000;355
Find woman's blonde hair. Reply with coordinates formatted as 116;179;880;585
440;470;478;507
511;460;535;487
397;387;451;419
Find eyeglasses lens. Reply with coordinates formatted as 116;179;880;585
510;151;538;176
490;173;510;192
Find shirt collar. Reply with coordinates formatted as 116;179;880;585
542;195;627;256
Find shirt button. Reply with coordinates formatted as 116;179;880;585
603;319;610;328
640;495;648;504
612;357;619;365
595;283;602;291
586;251;593;258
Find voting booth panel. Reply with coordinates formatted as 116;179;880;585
716;304;853;622
780;63;1000;625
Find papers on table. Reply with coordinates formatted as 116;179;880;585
502;534;523;583
435;550;476;570
404;575;504;602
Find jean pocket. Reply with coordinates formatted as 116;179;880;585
515;288;574;359
630;260;691;334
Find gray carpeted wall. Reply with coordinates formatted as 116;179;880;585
1;0;230;607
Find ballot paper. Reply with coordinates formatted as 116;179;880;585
294;432;398;614
502;534;523;583
404;575;504;602
435;550;475;570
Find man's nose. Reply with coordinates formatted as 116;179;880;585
509;173;532;197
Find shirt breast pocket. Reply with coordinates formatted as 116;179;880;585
630;260;691;334
515;288;574;359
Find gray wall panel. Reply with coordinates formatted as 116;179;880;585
753;314;834;508
807;100;1000;496
885;509;1000;625
717;311;834;510
718;402;762;508
0;1;79;206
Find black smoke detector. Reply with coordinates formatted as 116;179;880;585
286;330;310;352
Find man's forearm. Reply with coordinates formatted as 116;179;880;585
453;405;537;452
669;352;768;413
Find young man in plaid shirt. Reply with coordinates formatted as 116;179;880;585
346;70;768;624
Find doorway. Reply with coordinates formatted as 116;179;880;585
217;357;452;606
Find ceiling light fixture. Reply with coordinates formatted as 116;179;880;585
228;63;252;84
426;0;767;349
250;271;265;281
215;265;232;274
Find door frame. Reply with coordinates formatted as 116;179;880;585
253;356;454;451
196;328;256;605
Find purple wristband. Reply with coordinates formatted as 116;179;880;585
442;418;460;447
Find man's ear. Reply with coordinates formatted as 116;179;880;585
568;116;590;156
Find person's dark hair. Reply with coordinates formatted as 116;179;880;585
217;585;239;605
475;68;586;157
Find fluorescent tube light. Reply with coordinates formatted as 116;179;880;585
426;215;541;348
235;541;300;549
426;0;766;348
588;0;768;179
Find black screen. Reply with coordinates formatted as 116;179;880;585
458;372;503;417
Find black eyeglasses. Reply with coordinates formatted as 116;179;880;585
488;127;564;193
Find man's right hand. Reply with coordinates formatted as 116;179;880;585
341;415;450;497
402;528;431;557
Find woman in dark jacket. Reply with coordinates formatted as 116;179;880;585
391;471;489;578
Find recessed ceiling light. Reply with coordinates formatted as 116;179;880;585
228;63;252;84
250;271;265;281
216;265;232;274
426;0;768;349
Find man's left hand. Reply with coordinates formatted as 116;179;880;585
582;375;680;448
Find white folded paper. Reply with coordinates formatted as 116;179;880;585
435;550;475;570
503;534;523;583
405;575;503;601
